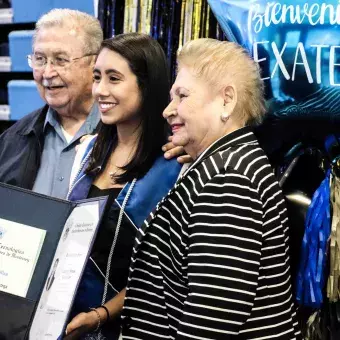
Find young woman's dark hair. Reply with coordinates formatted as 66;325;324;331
86;33;170;183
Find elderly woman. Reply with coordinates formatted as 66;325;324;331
121;39;301;339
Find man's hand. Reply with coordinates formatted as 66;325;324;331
162;136;192;164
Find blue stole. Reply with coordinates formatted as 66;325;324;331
68;137;182;228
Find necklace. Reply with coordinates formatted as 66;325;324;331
108;169;120;183
108;147;134;184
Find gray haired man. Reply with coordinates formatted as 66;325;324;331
0;9;103;198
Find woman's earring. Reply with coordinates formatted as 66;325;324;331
221;106;230;122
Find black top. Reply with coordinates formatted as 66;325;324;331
88;184;121;199
88;185;122;274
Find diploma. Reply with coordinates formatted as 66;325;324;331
0;218;46;298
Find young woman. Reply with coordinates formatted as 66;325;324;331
65;33;181;339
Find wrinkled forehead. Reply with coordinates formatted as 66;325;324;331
33;26;86;55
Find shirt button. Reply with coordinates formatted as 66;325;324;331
59;176;64;181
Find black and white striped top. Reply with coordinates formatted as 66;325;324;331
122;127;301;339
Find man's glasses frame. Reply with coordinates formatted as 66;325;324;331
26;53;97;69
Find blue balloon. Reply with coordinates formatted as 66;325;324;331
208;0;340;120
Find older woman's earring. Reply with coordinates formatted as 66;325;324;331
221;111;230;122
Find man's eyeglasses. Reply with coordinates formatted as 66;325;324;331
27;54;97;70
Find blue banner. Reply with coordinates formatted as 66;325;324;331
208;0;340;119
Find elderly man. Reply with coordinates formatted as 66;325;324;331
0;9;103;198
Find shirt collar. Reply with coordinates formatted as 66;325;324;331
44;104;100;141
44;107;59;130
184;126;258;175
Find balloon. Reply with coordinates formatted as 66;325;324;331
207;0;340;121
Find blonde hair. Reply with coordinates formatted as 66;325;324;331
178;39;266;126
34;9;103;55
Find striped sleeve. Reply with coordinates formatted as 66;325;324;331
176;170;263;339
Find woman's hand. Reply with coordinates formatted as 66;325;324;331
64;310;103;339
162;136;193;164
64;289;126;339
